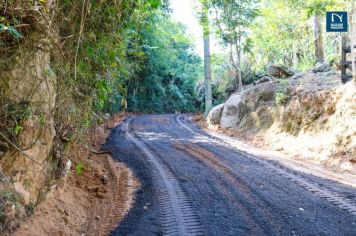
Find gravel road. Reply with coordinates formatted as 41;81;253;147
105;114;356;236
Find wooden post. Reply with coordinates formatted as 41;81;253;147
340;36;353;83
341;34;347;83
351;1;356;83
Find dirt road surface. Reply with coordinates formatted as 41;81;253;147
105;114;356;236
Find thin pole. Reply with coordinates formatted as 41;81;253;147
204;34;213;116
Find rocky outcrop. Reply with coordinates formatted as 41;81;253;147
219;81;279;130
207;104;224;128
253;75;276;86
267;64;294;78
0;0;58;204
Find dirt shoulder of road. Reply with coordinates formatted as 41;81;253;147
192;114;356;188
14;113;139;236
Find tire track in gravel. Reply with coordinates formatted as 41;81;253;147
173;141;285;234
123;117;203;236
176;114;356;218
150;117;284;235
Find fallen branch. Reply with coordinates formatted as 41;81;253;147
90;149;113;155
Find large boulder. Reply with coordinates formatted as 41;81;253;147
267;64;294;78
207;104;224;128
220;81;279;130
251;82;278;102
220;93;242;129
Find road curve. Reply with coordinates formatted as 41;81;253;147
105;114;356;236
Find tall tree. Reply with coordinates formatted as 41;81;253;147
201;0;259;92
306;0;331;64
313;14;325;63
200;0;213;116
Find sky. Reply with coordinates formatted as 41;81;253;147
170;0;222;58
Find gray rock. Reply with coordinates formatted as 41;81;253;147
253;75;275;86
104;113;111;120
219;81;279;130
207;104;224;126
0;151;4;157
101;174;109;185
267;64;294;78
312;62;331;73
324;69;337;77
258;83;278;101
291;72;306;80
220;93;242;129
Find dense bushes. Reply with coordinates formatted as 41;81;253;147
0;0;204;150
57;0;202;118
127;16;202;113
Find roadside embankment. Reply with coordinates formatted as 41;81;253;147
205;68;356;174
13;113;138;236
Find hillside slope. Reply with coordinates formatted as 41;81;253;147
208;69;356;174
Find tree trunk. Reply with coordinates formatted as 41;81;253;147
235;36;243;93
204;35;213;116
237;48;243;93
313;14;325;64
293;43;298;67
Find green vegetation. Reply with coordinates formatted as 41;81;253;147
0;0;351;139
275;79;289;105
199;0;349;91
0;24;23;40
0;0;203;148
249;0;347;71
126;13;202;113
56;0;202;119
199;0;259;91
75;163;85;176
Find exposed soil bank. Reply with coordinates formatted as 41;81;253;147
13;114;138;236
206;70;356;174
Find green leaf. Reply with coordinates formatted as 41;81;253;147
75;163;85;175
14;125;23;135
